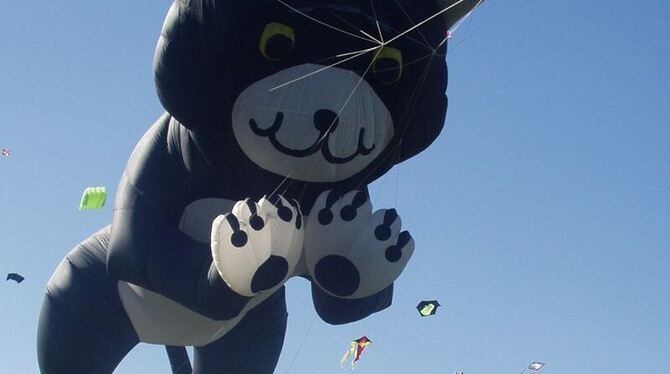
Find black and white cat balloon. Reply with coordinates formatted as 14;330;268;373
38;1;483;372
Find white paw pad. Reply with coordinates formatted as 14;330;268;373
304;190;414;299
211;195;303;296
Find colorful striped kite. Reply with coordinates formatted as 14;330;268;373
340;336;371;370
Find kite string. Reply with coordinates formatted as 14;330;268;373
268;46;384;199
368;0;385;44
270;46;380;92
275;0;378;44
270;0;470;96
284;57;438;372
277;0;486;92
264;42;380;199
325;7;432;52
351;45;436;194
436;0;486;50
264;2;487;370
385;0;468;45
277;64;434;374
448;0;495;53
449;0;484;34
276;55;438;203
391;0;433;50
284;313;318;374
269;0;474;102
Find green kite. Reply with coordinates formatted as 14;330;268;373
79;187;107;210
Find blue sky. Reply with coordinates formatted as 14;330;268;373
1;1;669;373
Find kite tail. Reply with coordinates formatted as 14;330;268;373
340;342;357;370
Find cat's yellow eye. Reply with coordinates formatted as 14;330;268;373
259;22;295;61
373;47;403;84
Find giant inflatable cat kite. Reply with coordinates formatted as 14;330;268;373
37;1;483;372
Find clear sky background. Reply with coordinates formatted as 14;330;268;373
1;1;669;373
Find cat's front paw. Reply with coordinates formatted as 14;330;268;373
211;195;303;296
304;190;414;299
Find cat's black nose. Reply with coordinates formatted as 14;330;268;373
314;109;339;134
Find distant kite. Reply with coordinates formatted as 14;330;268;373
417;300;441;317
6;273;24;283
340;336;371;370
1;148;10;157
79;187;107;210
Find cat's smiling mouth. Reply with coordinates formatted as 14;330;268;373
249;109;375;164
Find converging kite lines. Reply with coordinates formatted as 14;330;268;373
265;0;486;200
271;0;485;92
